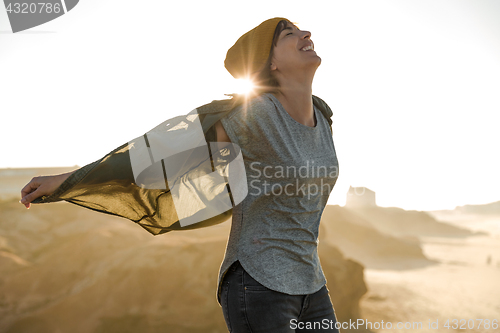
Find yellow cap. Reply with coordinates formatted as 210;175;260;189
224;17;291;79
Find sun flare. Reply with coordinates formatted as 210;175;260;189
233;78;255;95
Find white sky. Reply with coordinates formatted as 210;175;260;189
1;0;499;211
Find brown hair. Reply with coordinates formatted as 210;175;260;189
252;19;291;95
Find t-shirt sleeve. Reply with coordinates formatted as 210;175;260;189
220;94;277;147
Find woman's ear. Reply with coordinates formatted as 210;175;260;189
270;62;277;71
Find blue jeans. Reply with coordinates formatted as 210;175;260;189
220;261;340;333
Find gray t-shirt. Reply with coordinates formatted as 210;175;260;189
217;93;339;302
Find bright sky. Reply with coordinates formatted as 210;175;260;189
1;0;499;211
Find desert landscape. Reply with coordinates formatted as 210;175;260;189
1;168;499;332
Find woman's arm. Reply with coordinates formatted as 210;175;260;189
215;120;231;143
20;170;76;209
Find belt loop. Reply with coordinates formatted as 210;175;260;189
230;260;240;272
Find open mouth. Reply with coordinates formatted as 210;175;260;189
300;45;314;51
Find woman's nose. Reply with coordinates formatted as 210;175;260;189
301;30;312;39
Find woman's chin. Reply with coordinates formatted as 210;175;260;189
309;55;322;68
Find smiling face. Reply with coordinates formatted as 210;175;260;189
269;21;321;76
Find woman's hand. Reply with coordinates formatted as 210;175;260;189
20;171;75;209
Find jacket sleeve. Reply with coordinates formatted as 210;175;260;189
32;98;241;236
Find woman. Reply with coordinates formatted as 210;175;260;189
20;17;340;333
214;18;340;332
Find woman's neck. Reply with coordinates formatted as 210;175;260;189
272;80;315;127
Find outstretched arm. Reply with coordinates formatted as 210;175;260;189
16;98;239;234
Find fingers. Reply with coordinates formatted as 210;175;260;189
20;177;41;208
21;190;40;208
21;177;39;200
19;201;32;209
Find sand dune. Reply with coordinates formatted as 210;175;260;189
2;168;496;332
358;208;500;333
0;199;367;333
454;201;500;215
346;206;477;238
320;205;432;269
